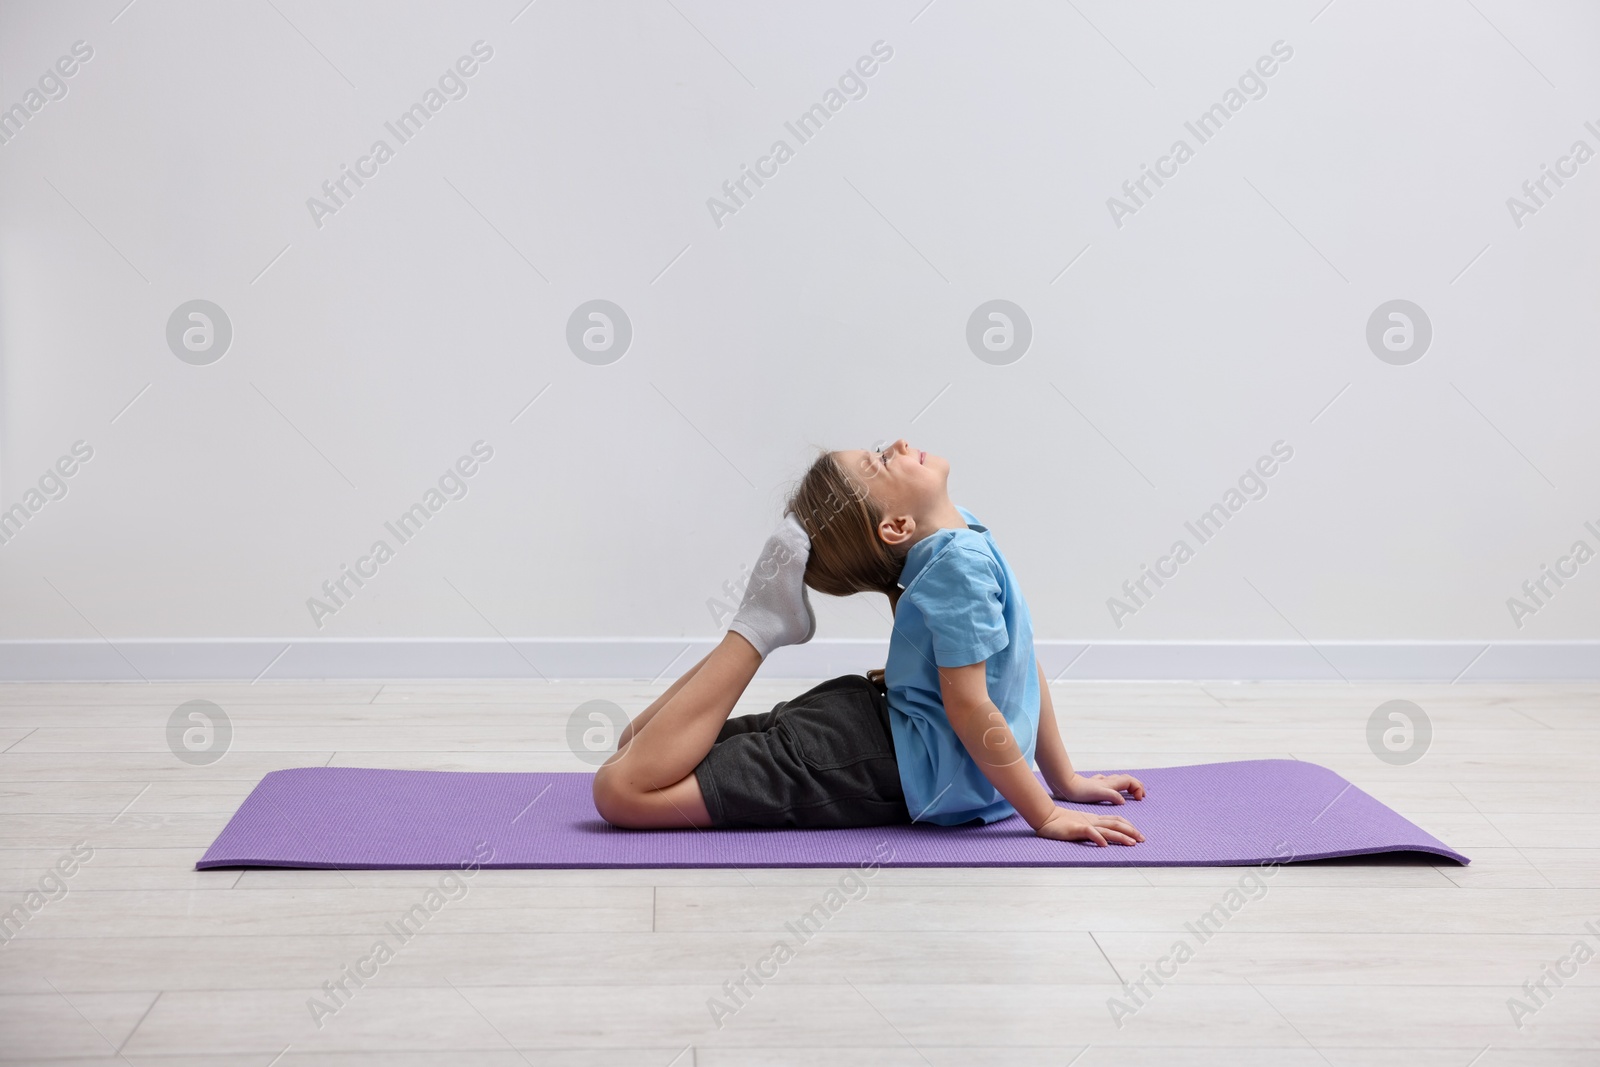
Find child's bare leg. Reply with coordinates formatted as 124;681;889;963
592;632;761;827
616;650;713;751
594;515;812;829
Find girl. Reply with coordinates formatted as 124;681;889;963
592;439;1146;846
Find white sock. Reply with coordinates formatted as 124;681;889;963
727;514;815;658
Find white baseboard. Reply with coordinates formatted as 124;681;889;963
1;638;1597;682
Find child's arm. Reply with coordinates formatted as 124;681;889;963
939;662;1143;846
1033;660;1146;805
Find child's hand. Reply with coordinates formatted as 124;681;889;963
1051;772;1146;805
1036;806;1144;846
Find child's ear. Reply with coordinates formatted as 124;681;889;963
877;513;916;547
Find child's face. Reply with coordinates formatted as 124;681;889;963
836;438;951;537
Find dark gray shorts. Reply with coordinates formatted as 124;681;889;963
695;674;910;829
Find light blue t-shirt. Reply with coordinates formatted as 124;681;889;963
885;506;1039;825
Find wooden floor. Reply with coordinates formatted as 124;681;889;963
1;679;1597;1065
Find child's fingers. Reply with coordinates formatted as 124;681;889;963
1082;825;1108;847
1095;773;1147;799
1098;828;1140;845
1097;814;1144;841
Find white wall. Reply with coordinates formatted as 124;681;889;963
2;0;1597;668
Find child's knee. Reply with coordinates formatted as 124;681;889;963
591;766;641;828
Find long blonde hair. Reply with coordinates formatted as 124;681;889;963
787;450;904;613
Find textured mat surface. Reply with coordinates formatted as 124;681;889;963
196;759;1467;869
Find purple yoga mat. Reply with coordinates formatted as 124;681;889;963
196;759;1467;869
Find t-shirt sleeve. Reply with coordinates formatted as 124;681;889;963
905;544;1009;667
